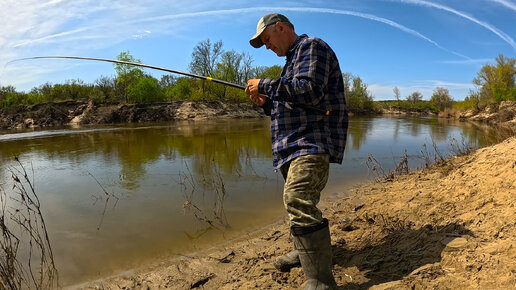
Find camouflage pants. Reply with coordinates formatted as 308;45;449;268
280;154;330;227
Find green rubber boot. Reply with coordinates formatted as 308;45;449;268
274;249;301;272
292;219;337;290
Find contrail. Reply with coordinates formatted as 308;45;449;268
490;0;516;12
11;7;467;59
392;0;516;51
129;7;469;59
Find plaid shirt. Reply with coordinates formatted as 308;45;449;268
258;34;348;169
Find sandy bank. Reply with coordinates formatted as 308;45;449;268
73;135;516;289
0;100;265;130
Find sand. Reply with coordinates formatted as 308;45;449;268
74;136;516;289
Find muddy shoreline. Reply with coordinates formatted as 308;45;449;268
0;100;266;130
73;136;516;289
2;100;516;131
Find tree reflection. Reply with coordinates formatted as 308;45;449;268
0;119;272;190
0;117;503;191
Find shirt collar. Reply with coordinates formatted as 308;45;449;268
286;34;308;60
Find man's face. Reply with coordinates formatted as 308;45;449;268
259;23;289;57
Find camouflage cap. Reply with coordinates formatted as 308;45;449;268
249;13;292;48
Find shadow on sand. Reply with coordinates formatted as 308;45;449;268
331;222;473;289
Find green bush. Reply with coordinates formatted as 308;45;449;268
165;78;193;101
127;76;164;103
452;100;477;110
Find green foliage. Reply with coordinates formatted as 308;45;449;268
471;54;515;106
114;51;143;78
343;74;377;113
376;99;439;113
127;76;164;103
94;76;116;103
189;39;223;77
114;51;144;102
54;79;93;101
406;91;423;103
1;92;22;108
452;99;477;110
255;65;282;79
164;77;193;100
430;87;453;110
159;75;177;89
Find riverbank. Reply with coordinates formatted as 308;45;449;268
3;100;516;131
0;100;266;130
72;135;516;289
440;101;516;132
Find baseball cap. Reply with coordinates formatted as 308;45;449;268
249;13;292;48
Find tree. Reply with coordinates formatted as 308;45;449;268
393;87;401;104
114;51;144;102
473;54;516;106
95;76;116;102
343;74;375;112
407;91;423;103
0;85;16;100
158;75;177;89
213;50;244;98
189;39;223;96
165;77;193;100
239;53;254;85
430;87;453;111
114;51;143;78
0;85;20;108
256;65;282;79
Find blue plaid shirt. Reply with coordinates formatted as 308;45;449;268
258;34;348;169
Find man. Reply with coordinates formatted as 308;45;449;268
245;13;348;290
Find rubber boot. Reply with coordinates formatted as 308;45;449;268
274;249;301;272
291;218;337;290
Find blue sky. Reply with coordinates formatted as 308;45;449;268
1;0;515;100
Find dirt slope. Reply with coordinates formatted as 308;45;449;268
75;137;516;289
0;100;265;129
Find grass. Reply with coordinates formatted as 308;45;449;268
366;136;478;183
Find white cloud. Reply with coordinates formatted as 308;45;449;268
368;81;474;101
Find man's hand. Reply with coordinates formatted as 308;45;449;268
245;79;261;96
250;94;267;106
246;78;267;106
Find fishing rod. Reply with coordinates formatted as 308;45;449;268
7;56;329;114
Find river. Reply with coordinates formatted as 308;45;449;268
0;116;499;286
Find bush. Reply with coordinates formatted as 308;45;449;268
452;100;477;110
127;76;164;103
165;78;192;101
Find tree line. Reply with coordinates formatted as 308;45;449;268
380;54;515;113
1;39;514;114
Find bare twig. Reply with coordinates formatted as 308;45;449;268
1;156;58;289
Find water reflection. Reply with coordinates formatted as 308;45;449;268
0;116;501;286
0;120;272;190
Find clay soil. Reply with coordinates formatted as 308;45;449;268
73;136;516;289
0;100;265;129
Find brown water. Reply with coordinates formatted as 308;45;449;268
0;116;500;286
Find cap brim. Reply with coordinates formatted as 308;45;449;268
249;27;266;48
250;36;264;48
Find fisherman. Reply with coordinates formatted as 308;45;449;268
245;13;348;290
